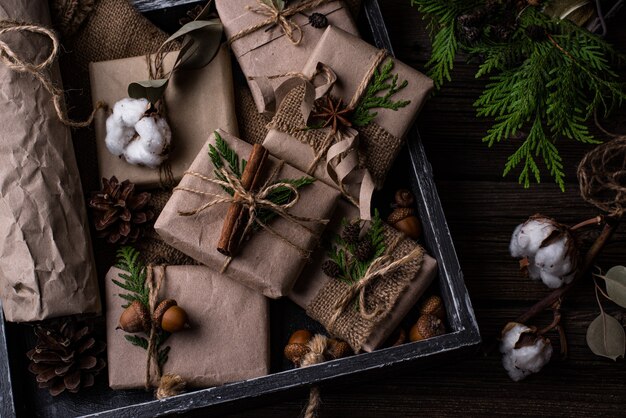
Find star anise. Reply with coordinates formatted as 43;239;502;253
311;96;353;133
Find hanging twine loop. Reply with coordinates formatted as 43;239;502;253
0;20;105;128
299;334;330;418
228;0;338;46
577;136;626;217
326;236;424;331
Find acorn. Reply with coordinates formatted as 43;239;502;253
388;189;422;240
409;314;446;342
153;299;190;333
419;295;446;321
117;300;151;333
326;338;352;360
284;329;313;366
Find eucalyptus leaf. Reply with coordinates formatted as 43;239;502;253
604;266;626;309
170;19;223;71
586;313;625;361
128;78;169;104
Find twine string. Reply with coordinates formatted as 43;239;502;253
300;334;329;418
0;20;105;127
144;265;166;390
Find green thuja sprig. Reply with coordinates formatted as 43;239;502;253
410;0;626;190
352;60;412;127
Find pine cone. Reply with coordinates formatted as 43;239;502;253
458;25;481;43
27;320;106;396
89;176;154;244
493;24;514;41
341;222;361;245
355;239;374;262
322;260;341;278
309;12;328;29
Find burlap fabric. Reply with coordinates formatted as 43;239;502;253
235;83;270;145
268;83;403;188
306;226;424;352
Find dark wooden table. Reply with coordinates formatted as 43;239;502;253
214;2;626;417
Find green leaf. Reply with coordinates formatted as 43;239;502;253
171;19;224;71
600;266;626;308
586;313;625;361
128;79;169;104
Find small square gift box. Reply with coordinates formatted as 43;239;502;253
90;45;238;188
154;129;341;298
215;0;359;114
263;26;434;219
290;201;438;353
106;260;270;390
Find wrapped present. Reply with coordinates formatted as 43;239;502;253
0;0;101;322
263;26;434;218
290;201;438;352
154;129;341;298
90;45;238;188
216;0;359;114
106;263;269;389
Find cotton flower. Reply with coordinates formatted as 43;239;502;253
500;322;552;382
509;216;578;289
105;98;171;168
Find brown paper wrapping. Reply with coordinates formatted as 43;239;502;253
106;265;269;389
90;45;238;188
0;0;101;322
155;129;341;298
263;26;435;190
290;201;437;352
215;0;359;114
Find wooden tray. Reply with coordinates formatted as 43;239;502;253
0;1;480;416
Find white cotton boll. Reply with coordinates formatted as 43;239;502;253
509;219;556;258
134;116;171;154
500;322;552;382
123;139;165;168
534;237;574;288
105;117;135;156
111;98;150;127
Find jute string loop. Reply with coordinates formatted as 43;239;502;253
143;265;186;399
300;334;330;418
228;0;338;46
327;235;424;331
0;20;105;128
174;159;328;267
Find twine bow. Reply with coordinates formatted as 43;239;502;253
228;0;337;46
174;161;328;267
326;236;424;331
0;20;105;127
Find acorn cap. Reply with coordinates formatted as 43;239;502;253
409;314;446;342
394;189;415;208
387;207;415;225
419;295;445;320
153;299;177;330
326;338;352;360
284;343;310;366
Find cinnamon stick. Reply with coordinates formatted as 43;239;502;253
217;144;269;256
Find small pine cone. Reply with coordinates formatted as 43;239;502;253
355;239;374;262
89;176;154;244
459;25;481;43
322;260;341;279
493;24;514;41
27;320;106;396
309;12;328;29
341;222;361;245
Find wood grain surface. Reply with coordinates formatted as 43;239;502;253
211;2;626;417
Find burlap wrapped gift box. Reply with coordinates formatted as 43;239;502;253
264;26;435;193
216;0;359;114
106;265;269;389
290;201;438;353
0;0;100;322
155;129;341;298
90;45;238;188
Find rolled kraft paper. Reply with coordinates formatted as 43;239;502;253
289;200;438;352
215;0;359;114
90;45;238;188
154;129;341;299
0;0;100;322
106;266;270;389
263;26;435;190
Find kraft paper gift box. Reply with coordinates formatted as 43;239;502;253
106;265;269;389
154;129;341;298
290;200;438;353
216;0;359;114
0;0;100;322
263;26;435;209
90;45;238;188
